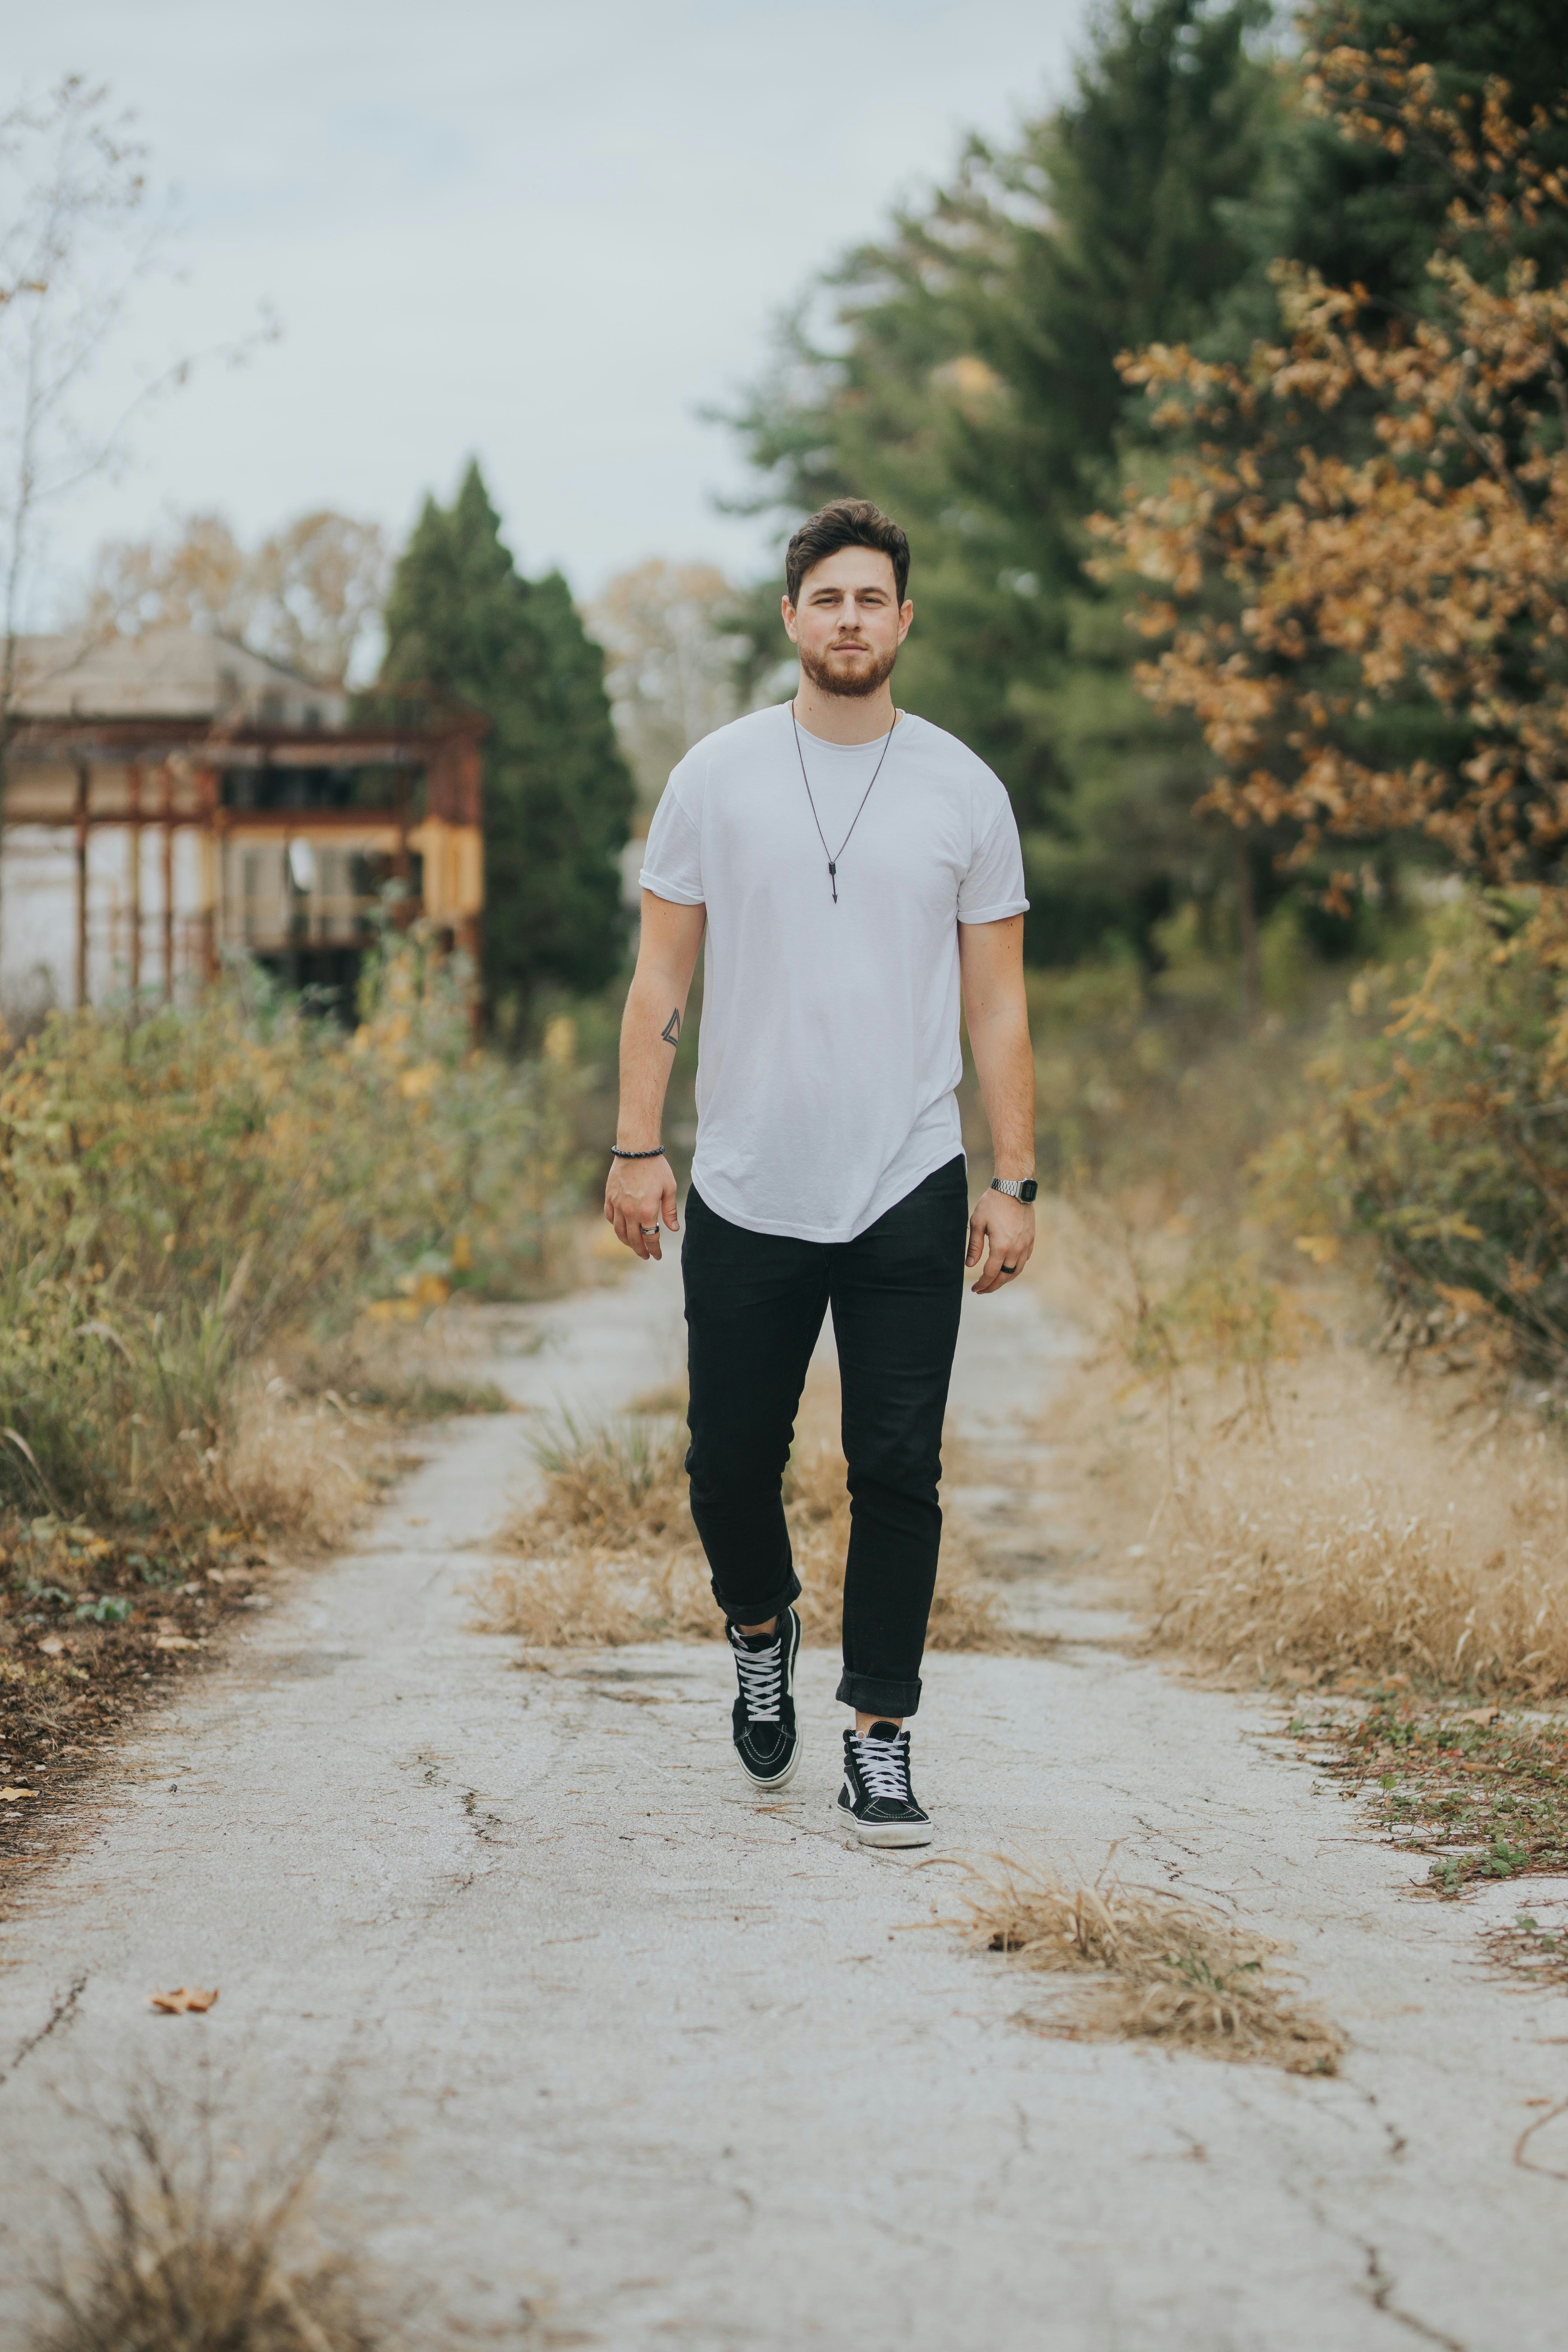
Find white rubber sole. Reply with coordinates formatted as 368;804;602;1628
835;1794;933;1848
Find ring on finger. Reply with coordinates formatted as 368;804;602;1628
639;1224;660;1236
1001;1264;1017;1274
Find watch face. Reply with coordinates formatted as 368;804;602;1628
1020;1178;1038;1203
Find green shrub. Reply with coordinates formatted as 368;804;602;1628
1255;889;1568;1375
0;928;578;1518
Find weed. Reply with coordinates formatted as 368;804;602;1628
27;2077;380;2352
1483;1909;1568;1991
1296;1694;1568;1896
526;1410;692;1552
945;1855;1344;2074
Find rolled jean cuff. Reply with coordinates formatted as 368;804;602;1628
712;1566;801;1627
835;1670;921;1719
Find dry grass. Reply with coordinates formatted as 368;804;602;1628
1027;1196;1568;1699
214;1384;375;1557
947;1855;1344;2075
208;1308;516;1556
1150;1471;1568;1696
279;1311;512;1423
472;1548;719;1647
29;2082;380;2352
470;1387;1030;1653
527;1409;692;1552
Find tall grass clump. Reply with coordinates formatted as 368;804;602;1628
29;2078;379;2352
1151;1472;1568;1697
948;1856;1343;2074
0;924;577;1527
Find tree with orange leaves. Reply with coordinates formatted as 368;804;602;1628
1098;43;1568;903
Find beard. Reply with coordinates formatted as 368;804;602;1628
798;637;899;700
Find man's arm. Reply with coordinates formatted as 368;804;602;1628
604;890;706;1260
958;913;1036;1294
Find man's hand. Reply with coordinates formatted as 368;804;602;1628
966;1188;1034;1294
605;1154;679;1261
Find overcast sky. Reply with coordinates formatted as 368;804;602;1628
18;0;1093;610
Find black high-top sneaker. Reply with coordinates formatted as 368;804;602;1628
836;1721;932;1847
727;1605;802;1789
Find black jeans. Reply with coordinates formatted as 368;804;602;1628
681;1155;968;1719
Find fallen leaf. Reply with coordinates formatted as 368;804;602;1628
149;1986;219;2014
37;1636;66;1657
154;1635;203;1653
1457;1706;1502;1726
0;1786;36;1802
1294;1233;1341;1265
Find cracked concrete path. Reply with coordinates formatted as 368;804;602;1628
1;1252;1566;2349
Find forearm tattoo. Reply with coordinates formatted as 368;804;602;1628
661;1008;681;1047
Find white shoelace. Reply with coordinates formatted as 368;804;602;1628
849;1730;910;1803
731;1628;783;1724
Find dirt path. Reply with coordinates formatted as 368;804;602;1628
1;1254;1565;2349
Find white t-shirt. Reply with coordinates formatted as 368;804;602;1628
639;702;1028;1244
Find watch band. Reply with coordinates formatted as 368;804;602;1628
990;1176;1038;1203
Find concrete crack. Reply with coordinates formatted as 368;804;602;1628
0;1972;86;2091
1360;2242;1466;2349
463;1787;507;1843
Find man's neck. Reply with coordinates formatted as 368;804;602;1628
792;673;900;746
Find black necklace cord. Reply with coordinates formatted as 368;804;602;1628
791;703;899;903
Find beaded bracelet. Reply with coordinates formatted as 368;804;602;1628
609;1144;665;1159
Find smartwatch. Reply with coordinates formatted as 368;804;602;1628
990;1176;1038;1203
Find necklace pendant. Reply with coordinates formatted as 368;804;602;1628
792;703;898;915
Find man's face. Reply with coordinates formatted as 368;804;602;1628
782;547;913;699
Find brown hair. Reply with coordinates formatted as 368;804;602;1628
785;499;910;608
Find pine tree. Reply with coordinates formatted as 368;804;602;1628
727;0;1568;971
380;463;633;1011
1270;1;1568;317
724;0;1276;963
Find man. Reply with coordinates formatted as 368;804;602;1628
604;499;1036;1847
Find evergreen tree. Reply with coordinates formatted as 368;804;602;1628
380;463;633;1011
1266;1;1568;318
728;0;1568;970
725;0;1277;964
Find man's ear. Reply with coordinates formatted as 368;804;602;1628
898;599;914;643
781;594;799;644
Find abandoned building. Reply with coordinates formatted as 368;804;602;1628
4;626;484;1018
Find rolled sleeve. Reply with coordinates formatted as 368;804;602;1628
639;773;704;905
639;866;705;906
957;801;1028;923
